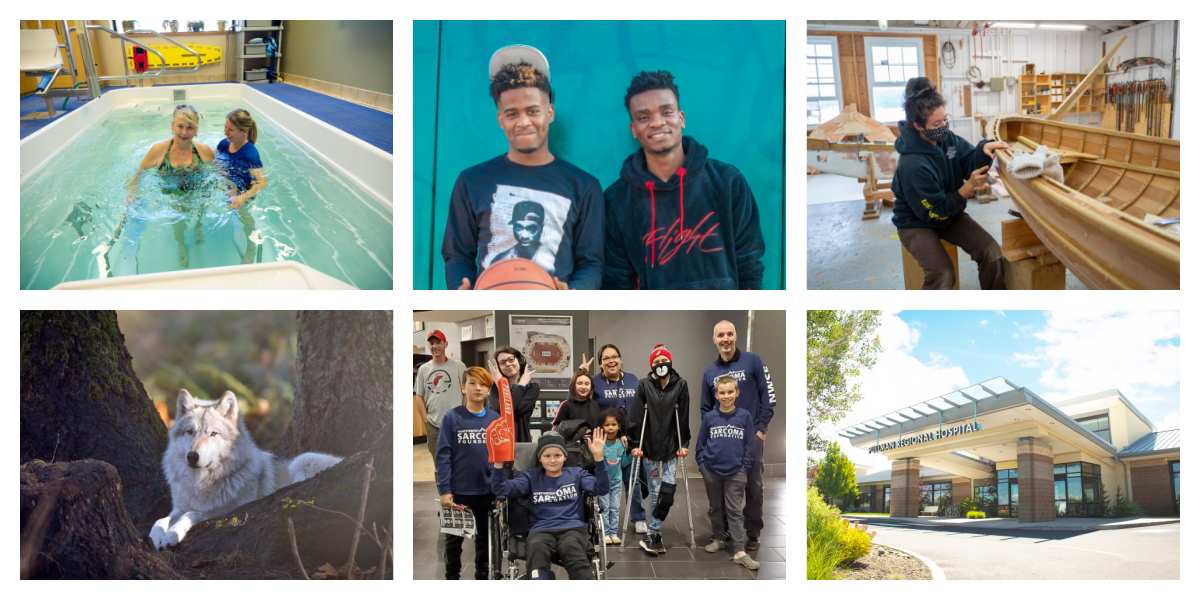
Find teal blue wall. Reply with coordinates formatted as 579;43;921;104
413;20;785;289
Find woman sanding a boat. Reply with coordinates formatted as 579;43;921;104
891;77;1009;289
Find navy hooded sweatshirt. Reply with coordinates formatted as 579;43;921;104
442;154;604;289
603;136;765;290
435;405;500;496
591;371;639;413
701;349;777;434
490;465;609;533
696;406;755;477
891;122;994;230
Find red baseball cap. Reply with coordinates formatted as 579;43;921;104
427;330;447;343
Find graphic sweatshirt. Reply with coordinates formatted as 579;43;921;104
696;406;755;477
490;465;610;533
442;154;604;289
701;349;777;434
591;371;639;413
891;121;995;230
435;405;500;496
602;136;765;290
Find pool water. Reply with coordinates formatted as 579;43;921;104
21;101;392;289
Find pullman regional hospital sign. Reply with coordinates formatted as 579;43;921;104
868;421;983;454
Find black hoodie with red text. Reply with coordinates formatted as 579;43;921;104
602;136;765;290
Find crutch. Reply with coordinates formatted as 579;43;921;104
620;412;648;548
675;414;697;549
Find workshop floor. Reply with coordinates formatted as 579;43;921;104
806;173;1088;290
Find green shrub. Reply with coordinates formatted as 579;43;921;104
807;487;875;579
936;494;954;516
1107;487;1143;517
966;510;987;519
958;496;980;515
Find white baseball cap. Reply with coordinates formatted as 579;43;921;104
489;44;551;82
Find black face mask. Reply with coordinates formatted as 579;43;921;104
654;363;671;378
923;124;950;144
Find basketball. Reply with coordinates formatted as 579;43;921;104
474;258;557;290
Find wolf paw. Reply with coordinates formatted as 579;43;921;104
149;516;173;550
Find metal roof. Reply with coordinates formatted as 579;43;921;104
838;377;1121;457
1119;429;1181;457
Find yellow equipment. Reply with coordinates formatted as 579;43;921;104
125;43;222;69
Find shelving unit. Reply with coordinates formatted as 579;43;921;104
1019;64;1105;115
235;20;283;83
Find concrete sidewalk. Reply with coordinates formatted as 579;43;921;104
845;515;1179;532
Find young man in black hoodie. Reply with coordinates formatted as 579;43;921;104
892;77;1009;290
627;344;690;555
603;70;766;290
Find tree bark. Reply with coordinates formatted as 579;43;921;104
20;311;169;527
20;459;179;579
287;311;393;456
166;436;393;579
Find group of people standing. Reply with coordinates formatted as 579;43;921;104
414;319;777;579
442;44;767;290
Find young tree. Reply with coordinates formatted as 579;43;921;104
807;311;881;453
814;441;859;510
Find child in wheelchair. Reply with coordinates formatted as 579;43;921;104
490;430;609;579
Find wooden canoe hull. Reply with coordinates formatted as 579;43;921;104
992;116;1180;289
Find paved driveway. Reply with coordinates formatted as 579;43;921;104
866;521;1179;579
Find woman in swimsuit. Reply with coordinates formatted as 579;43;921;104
126;105;216;266
214;108;268;263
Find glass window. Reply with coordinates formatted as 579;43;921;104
1054;461;1104;516
806;37;843;126
1170;461;1180;509
1076;414;1112;443
920;481;952;507
883;485;891;512
864;37;924;123
996;468;1018;517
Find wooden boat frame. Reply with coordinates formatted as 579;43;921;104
990;115;1179;289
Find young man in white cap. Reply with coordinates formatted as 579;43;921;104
627;343;690;555
442;44;604;290
414;329;467;458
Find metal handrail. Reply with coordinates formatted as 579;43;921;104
84;24;165;81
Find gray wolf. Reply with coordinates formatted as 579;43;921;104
149;389;340;549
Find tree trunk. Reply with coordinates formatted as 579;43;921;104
287;311;393;456
167;436;393;579
20;311;169;526
20;459;179;579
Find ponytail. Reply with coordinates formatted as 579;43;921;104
902;77;945;127
226;108;258;144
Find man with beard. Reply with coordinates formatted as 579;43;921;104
414;330;467;458
603;70;765;289
442;44;603;290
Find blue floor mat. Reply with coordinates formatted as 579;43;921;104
246;82;392;153
20;91;93;138
21;82;392;154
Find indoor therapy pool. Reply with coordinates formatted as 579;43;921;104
21;84;392;289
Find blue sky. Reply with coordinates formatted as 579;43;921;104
821;310;1181;468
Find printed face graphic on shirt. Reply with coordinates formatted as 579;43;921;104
426;369;453;394
484;185;570;273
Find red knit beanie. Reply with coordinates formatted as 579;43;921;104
648;343;673;365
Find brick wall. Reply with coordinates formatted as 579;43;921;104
1130;460;1179;516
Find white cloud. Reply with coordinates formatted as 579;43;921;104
1017;310;1179;429
980;319;989;326
821;313;971;471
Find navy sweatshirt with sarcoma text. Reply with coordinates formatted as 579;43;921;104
696;406;755;477
701;349;776;435
490;465;609;533
603;136;765;290
435;405;500;496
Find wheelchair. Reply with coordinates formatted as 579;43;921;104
487;440;611;580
